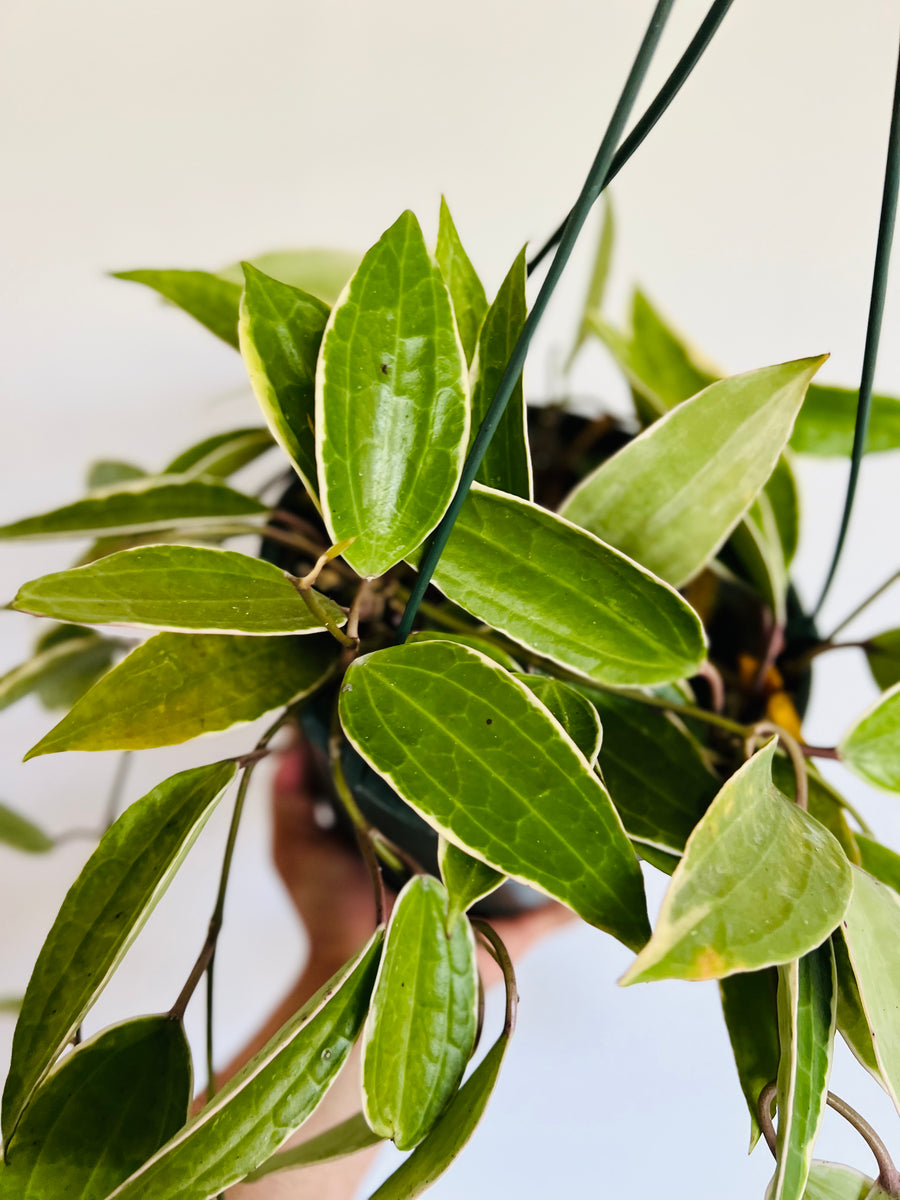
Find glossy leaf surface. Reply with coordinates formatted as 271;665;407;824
0;477;267;541
164;427;274;478
414;484;706;687
841;867;900;1114
866;631;900;692
108;935;382;1200
113;268;242;346
245;1113;382;1180
0;1016;192;1199
363;877;477;1149
0;803;54;853
839;684;900;791
0;631;122;714
408;630;520;671
239;264;330;497
317;211;469;577
719;969;780;1149
14;544;345;635
560;356;826;586
469;248;531;498
369;1028;508;1200
340;640;649;947
439;838;504;931
1;761;234;1140
768;943;836;1200
511;673;602;765
583;689;718;852
435;198;487;367
218;248;358;304
621;742;852;984
791;383;900;456
26;632;336;757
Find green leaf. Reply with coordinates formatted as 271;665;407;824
725;491;789;625
627;289;719;415
620;742;853;984
339;640;649;948
559;356;827;587
839;684;900;792
368;1026;509;1200
107;934;382;1200
0;998;21;1017
568;196;615;369
407;630;521;671
768;943;836;1200
1;761;233;1141
316;210;469;578
856;835;900;892
469;248;531;498
840;866;900;1115
0;476;268;541
217;248;358;305
0;803;54;854
580;689;719;853
435;198;488;367
0;1016;192;1199
791;383;900;456
412;483;707;687
866;631;900;692
25;632;336;757
14;544;346;635
239;264;330;500
510;673;602;765
719;969;780;1150
832;929;881;1084
362;876;477;1150
87;460;146;490
765;455;801;565
0;632;124;714
112;269;242;347
163;427;274;479
803;1162;883;1200
438;839;504;932
245;1113;383;1180
771;758;861;866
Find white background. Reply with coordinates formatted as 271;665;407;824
2;1;900;1196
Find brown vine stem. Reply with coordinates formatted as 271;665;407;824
800;744;840;761
747;722;809;811
757;1082;900;1195
169;710;293;1048
328;706;387;929
471;921;519;1039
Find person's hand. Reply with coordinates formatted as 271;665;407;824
271;737;575;989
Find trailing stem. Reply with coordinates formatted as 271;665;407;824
757;1082;900;1196
471;920;518;1038
169;710;293;1057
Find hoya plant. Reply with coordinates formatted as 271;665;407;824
3;2;900;1197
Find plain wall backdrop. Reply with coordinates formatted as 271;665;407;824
2;1;900;1195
